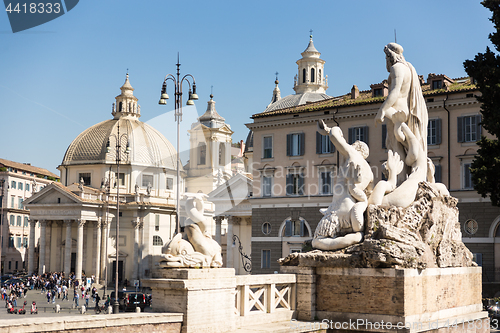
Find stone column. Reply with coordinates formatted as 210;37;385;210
100;220;109;285
226;216;233;268
215;216;222;245
28;219;36;275
45;221;52;272
132;217;143;281
38;220;46;275
94;219;101;283
64;220;72;276
75;219;85;282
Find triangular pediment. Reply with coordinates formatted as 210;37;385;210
24;182;83;206
108;250;128;258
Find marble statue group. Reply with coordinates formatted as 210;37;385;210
312;43;448;251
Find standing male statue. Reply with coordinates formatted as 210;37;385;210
375;43;428;180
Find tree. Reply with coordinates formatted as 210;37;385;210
464;0;500;207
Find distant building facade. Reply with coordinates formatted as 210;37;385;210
0;158;58;274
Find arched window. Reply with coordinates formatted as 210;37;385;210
311;68;315;83
153;235;163;246
119;102;123;112
281;217;310;237
219;143;225;166
302;69;306;83
17;216;21;226
198;143;206;165
24;216;29;227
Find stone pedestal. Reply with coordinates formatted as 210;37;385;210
143;268;236;333
281;266;489;333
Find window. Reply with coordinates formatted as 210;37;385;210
427;119;442;146
373;88;383;97
286;172;304;196
261;250;271;269
433;164;442;183
432;80;442;90
319;171;332;195
23;237;28;248
219;143;225;166
24;217;29;227
155;215;160;231
11;181;16;189
261;222;271;235
18;197;23;209
118;173;125;187
302;68;306;83
9;236;14;248
198;143;206;165
262;176;272;197
263;136;273;159
284;219;308;237
26;184;29;192
166;177;173;190
10;196;14;208
382;124;387;149
153;235;163;246
142;174;153;187
463;163;474;189
286;133;305;157
10;215;14;226
79;173;91;186
18;182;23;191
458;115;481;143
16;237;21;248
311;68;315;83
348;126;369;144
472;253;483;266
17;216;21;226
316;132;335;154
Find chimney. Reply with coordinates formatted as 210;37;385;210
351;85;359;99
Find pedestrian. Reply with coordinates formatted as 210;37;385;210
74;291;79;307
95;293;101;308
47;290;51;303
85;292;89;307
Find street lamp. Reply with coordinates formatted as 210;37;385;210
106;124;130;314
158;55;198;234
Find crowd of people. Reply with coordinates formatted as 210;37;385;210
2;272;109;310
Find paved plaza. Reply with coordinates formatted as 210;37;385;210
0;286;151;322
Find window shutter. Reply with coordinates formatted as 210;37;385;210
329;138;335;153
362;126;369;145
286;174;292;195
476;115;482;138
284;220;292;237
435;164;442;183
457;116;464;142
436;118;442;145
348;128;354;144
381;124;387;149
299;133;305;156
286;134;292;156
316;132;321;154
298;173;305;195
300;220;305;237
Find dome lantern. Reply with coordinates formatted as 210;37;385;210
112;73;141;119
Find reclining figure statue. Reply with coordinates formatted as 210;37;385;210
159;194;223;268
312;120;374;251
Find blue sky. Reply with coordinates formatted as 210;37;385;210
0;0;494;174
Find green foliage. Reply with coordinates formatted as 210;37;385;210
464;0;500;207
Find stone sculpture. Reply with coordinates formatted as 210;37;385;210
159;193;222;268
312;120;373;251
309;43;456;255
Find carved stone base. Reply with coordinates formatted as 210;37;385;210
281;266;489;332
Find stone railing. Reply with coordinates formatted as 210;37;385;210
234;274;296;328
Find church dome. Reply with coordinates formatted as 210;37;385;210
61;75;177;170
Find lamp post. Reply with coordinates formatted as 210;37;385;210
0;179;4;275
106;124;130;314
158;55;198;234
